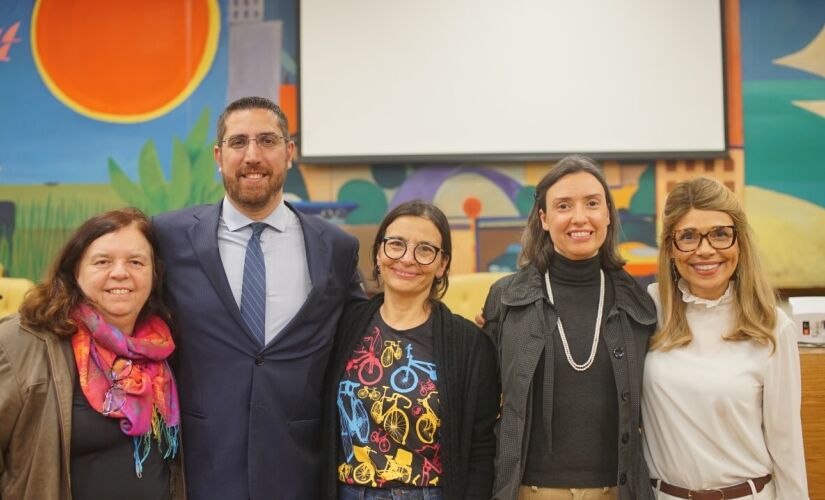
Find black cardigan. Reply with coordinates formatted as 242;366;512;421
321;294;499;499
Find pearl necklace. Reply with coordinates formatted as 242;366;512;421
544;269;604;372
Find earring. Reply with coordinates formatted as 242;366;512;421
375;264;381;276
670;260;680;282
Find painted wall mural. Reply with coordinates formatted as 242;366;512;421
0;0;823;289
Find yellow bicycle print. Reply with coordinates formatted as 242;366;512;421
380;340;402;367
370;386;412;445
415;391;440;444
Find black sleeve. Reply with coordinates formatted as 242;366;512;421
481;281;504;348
464;331;500;500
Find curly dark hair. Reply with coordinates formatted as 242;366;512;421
19;208;170;337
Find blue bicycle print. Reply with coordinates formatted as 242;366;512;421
337;380;370;461
390;344;438;394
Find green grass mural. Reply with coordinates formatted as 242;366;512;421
0;185;121;281
0;108;224;282
108;108;224;214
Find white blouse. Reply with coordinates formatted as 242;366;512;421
642;282;808;499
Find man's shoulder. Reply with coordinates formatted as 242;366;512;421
153;203;217;231
292;208;358;247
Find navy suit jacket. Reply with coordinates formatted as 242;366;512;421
153;201;364;500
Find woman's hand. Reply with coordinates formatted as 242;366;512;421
475;311;486;328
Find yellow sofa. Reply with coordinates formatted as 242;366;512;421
0;277;35;317
441;272;511;322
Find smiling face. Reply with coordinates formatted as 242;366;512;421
377;216;449;301
215;107;295;220
75;224;154;335
671;208;739;300
540;171;610;261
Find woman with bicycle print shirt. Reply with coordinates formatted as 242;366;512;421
322;200;499;500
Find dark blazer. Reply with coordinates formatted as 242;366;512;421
153;200;364;500
322;295;499;499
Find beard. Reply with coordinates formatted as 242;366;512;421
221;163;287;212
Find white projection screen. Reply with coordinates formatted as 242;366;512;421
298;0;726;162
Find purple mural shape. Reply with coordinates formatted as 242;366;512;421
389;166;523;210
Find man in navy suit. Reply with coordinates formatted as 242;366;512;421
154;96;364;499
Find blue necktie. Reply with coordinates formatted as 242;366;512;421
241;223;267;345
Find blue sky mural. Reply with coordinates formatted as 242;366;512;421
0;0;298;185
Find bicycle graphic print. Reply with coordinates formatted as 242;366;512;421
415;391;440;444
370;385;413;445
390;344;438;393
345;326;384;385
337;380;370;461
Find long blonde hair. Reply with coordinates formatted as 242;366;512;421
650;177;777;352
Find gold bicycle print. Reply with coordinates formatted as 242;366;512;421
376;448;413;483
350;447;415;486
415;391;440;444
357;385;381;400
352;446;377;486
337;463;352;482
370;386;412;445
380;340;402;367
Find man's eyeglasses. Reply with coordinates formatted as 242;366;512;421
671;225;737;252
382;237;445;265
221;133;287;150
102;357;133;416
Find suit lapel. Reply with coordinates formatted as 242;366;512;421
188;202;260;347
289;201;331;291
258;204;332;349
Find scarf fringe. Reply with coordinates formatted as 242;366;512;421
132;406;180;478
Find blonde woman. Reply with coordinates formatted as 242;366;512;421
643;177;808;499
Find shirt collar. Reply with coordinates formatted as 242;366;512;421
677;278;733;308
221;197;288;232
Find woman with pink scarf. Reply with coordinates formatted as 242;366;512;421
0;208;183;499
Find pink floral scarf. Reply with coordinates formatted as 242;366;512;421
71;303;180;476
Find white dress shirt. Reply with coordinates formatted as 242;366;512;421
217;197;312;345
643;281;808;500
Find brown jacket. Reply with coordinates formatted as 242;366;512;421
0;314;185;499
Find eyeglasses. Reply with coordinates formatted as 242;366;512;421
102;357;133;416
382;237;445;265
672;225;737;252
221;133;287;150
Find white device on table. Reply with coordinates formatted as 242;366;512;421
789;296;825;346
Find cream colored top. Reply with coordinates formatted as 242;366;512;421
642;282;808;499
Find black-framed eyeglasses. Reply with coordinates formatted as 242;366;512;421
221;133;287;150
102;357;133;416
382;237;445;265
671;225;737;252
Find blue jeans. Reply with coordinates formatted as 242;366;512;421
339;484;444;500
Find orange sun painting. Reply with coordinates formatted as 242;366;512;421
32;0;220;123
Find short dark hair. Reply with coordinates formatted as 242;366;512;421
216;96;290;144
19;208;170;337
371;200;452;300
520;154;625;273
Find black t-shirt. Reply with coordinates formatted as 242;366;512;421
70;375;170;500
337;311;442;487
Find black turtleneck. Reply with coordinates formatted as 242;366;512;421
523;253;618;488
